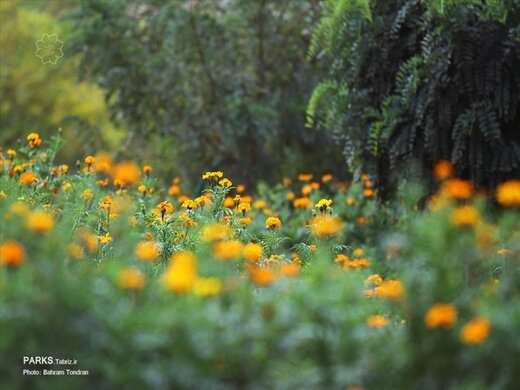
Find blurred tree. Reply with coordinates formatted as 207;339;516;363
0;0;123;161
308;0;520;192
69;0;344;185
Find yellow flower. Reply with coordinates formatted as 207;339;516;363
99;195;113;210
286;191;295;201
236;184;246;193
201;224;232;242
367;315;388;328
239;216;252;225
98;232;112;245
223;197;235;208
214;240;243;260
364;274;383;287
425;303;458;329
451;205;480;227
309;215;342;238
135;241;160;262
315;198;333;211
26;211;55;233
496;180;520;207
193;277;222;297
7;149;16;158
346;197;357;206
353;248;364;257
155;201;174;220
67;243;84;259
27;132;42;148
137;184;147;194
237;202;251;215
182;199;198;210
19;171;38;186
460;317;491;345
164;251;197;293
202;171;224;180
243;243;263;262
62;182;73;191
266;216;282;229
219;178;233;187
335;254;349;264
118;267;145;290
253;200;267;210
0;240;26;267
143;164;153;175
81;189;94;201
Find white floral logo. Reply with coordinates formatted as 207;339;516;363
35;33;64;65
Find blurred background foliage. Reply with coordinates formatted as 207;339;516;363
68;0;344;187
307;0;520;194
0;0;125;162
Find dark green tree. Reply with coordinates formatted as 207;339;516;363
308;0;520;192
69;0;344;185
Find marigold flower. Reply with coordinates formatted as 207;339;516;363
67;243;84;259
293;197;311;209
79;229;98;253
460;317;491;344
346;197;356;206
353;248;364;257
7;149;16;158
363;189;375;198
27;132;42;148
280;263;300;277
298;173;313;182
111;161;141;187
365;274;383;287
223;197;235;208
26;211;55;233
0;240;26;267
168;184;181;196
243;243;263;262
374;280;405;300
367;315;388;328
322;174;333;183
236;184;246;193
155;201;174;220
118;267;145;290
496;180;520;207
254;200;267;210
425;303;458;329
98;232;112;245
335;254;349;263
434;160;454;180
315;198;333;211
309;215;342;238
134;241;159;262
441;179;474;199
84;155;96;167
214;240;243;260
237;202;251;215
219;178;232;187
343;258;370;270
19;171;38;186
201;223;232;242
266;216;282;229
164;251;197;293
193;277;222;297
143;164;153;174
451;205;480;227
182;199;198;210
202;171;224;180
248;265;276;286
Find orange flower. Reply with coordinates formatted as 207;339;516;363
168;184;181;196
425;303;458;329
111;161;141;186
451;205;480;227
164;251;197;293
374;280;405;300
19;171;38;186
214;240;243;260
293;197;311;209
0;240;26;267
309;215;342;238
496;180;520;207
433;160;454;180
26;211;55;233
279;263;300;277
460;317;491;344
143;164;153;174
322;174;333;183
367;315;388;328
441;179;474;199
135;241;160;262
243;243;263;262
248;266;276;286
298;173;313;182
118;267;145;290
27;132;42;148
266;216;282;229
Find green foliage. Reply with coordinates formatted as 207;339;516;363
309;0;520;191
68;0;344;186
0;0;122;161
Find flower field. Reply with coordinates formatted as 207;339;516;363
1;132;519;389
